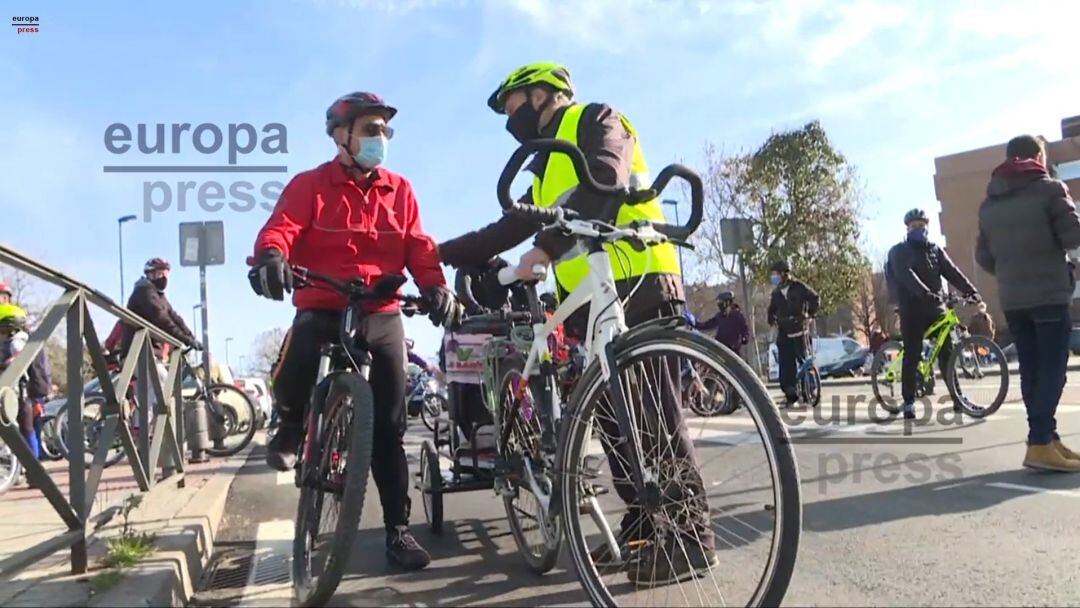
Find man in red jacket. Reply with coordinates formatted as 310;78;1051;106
248;91;461;570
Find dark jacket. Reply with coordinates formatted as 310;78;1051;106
767;279;820;337
438;102;683;314
887;239;975;317
696;307;749;352
976;158;1080;311
121;277;196;355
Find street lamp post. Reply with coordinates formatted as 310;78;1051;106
117;215;137;302
661;199;686;271
192;303;202;338
225;337;234;369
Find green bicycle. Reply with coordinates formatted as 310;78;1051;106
871;295;1009;418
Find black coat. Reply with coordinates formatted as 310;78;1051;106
120;277;195;355
887;240;976;317
767;279;820;337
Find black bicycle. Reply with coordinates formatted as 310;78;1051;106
287;266;428;607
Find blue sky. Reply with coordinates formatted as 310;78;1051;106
2;0;1076;365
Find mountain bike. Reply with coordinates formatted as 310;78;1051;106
871;294;1008;417
56;347;257;466
285;266;428;607
795;329;821;408
490;139;801;607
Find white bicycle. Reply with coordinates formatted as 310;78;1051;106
488;139;801;607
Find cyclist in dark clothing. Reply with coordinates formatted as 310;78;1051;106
887;208;979;419
121;258;202;357
766;261;820;406
249;91;461;570
696;290;749;355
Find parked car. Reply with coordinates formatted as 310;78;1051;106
769;336;866;381
235;377;272;427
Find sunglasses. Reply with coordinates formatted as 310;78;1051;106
357;122;394;139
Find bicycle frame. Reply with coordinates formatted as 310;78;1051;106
883;307;963;382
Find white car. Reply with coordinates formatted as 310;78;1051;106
234;377;272;426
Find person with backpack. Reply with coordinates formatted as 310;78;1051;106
766;261;820;406
976;134;1080;471
886;208;979;420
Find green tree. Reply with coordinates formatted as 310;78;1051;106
692;120;868;314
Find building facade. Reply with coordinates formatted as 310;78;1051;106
934;116;1080;340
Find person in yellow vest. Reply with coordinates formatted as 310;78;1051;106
438;62;715;585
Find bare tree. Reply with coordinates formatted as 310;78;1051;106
249;328;287;379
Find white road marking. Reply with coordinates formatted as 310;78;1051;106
986;482;1080;498
933;481;973;491
240;519;294;607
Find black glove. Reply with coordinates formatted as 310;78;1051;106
189;339;204;351
423;285;464;330
968;292;982;303
248;249;292;301
925;292;944;306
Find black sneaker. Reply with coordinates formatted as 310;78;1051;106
265;421;301;472
386;526;431;570
626;536;719;588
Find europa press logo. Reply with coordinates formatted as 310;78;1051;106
102;121;289;221
12;16;40;34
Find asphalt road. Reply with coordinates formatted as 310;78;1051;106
191;379;1080;607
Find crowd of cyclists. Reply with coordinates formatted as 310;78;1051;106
5;58;1080;606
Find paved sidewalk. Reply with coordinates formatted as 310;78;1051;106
0;443;253;607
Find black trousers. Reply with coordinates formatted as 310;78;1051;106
899;307;952;404
594;302;713;549
271;309;410;529
776;334;807;401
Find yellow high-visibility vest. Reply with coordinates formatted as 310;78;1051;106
533;104;681;296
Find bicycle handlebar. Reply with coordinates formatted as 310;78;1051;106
496;138;704;241
290;264;426;315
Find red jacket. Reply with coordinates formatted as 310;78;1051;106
253;161;446;312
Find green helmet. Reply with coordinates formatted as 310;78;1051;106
0;303;27;333
487;62;574;114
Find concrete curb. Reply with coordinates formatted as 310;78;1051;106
84;445;253;608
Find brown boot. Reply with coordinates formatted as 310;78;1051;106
1023;443;1080;472
1052;439;1080;461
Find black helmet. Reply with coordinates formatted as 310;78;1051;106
325;92;397;136
904;208;930;226
769;260;790;273
144;257;171;273
716;290;735;303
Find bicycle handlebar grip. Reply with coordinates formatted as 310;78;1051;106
497;139;619;211
646;164;705;242
497;264;547;286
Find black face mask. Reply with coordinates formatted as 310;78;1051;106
152;276;168;291
505;99;544;143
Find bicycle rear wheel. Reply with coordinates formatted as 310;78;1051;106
870;341;903;414
57;395;125;469
292;373;375;607
947;335;1009;418
203;383;258;457
0;439;20;495
558;328;801;607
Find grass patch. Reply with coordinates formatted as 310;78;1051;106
90;569;123;594
104;533;156;568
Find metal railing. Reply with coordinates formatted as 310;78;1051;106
0;243;188;576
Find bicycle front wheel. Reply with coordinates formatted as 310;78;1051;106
947;335;1009;418
497;357;562;574
203;383;258;457
0;439;20;495
558;328;801;608
292;373;375;607
870;341;903;414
